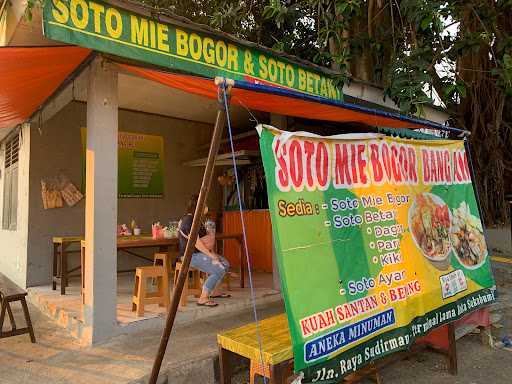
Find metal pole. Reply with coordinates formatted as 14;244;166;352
149;78;232;384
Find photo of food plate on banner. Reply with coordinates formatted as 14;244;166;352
409;193;488;271
257;124;496;383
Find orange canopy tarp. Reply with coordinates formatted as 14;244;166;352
0;47;440;131
119;63;430;130
0;46;91;129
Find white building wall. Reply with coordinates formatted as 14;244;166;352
0;123;30;288
343;82;449;125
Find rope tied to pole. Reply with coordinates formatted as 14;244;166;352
221;79;269;383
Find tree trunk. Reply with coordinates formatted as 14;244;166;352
456;2;509;225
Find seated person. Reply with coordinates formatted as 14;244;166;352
178;195;231;307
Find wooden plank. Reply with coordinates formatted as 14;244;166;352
52;236;84;244
20;298;36;343
0;327;33;339
219;346;235;384
0;274;26;298
117;237;178;248
217;313;292;366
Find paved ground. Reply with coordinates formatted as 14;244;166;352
2;256;512;384
0;299;284;384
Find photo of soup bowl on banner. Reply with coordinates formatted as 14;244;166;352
450;202;488;270
409;192;452;270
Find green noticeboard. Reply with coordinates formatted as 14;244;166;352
81;129;164;198
43;0;342;101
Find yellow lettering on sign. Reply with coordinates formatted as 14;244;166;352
157;23;169;52
130;16;148;46
70;0;89;30
312;73;320;94
216;41;227;68
203;38;215;64
259;55;268;80
277;61;286;83
105;8;122;38
306;71;314;93
149;20;156;49
52;0;69;24
176;29;188;56
328;80;337;99
285;64;294;87
227;44;238;71
298;69;306;91
189;33;202;61
89;2;104;33
320;77;328;97
244;50;254;75
267;58;277;82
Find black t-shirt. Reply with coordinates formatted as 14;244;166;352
178;214;207;255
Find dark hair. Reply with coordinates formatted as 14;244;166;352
186;194;199;214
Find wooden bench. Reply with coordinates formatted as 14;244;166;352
218;313;293;384
217;314;460;384
0;273;36;342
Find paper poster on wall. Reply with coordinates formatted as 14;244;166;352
258;124;496;383
81;128;164;198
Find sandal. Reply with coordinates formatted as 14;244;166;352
197;300;218;307
210;293;232;299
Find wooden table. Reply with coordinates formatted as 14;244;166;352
116;236;180;267
52;236;85;295
79;233;245;298
53;236;179;295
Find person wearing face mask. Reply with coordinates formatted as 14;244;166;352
178;195;231;307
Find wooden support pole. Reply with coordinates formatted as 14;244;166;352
149;79;232;384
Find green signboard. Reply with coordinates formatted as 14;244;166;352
258;125;496;382
81;128;164;198
43;0;342;101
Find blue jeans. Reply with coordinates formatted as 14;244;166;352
190;252;230;294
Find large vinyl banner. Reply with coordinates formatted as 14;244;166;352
258;125;496;383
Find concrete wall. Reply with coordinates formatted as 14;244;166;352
0;124;30;288
27;101;222;286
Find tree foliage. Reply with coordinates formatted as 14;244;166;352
144;0;510;224
27;0;512;223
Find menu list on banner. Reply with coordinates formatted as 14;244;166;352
258;125;496;383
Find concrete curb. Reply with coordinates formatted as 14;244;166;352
27;287;283;345
128;352;217;384
492;260;512;285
